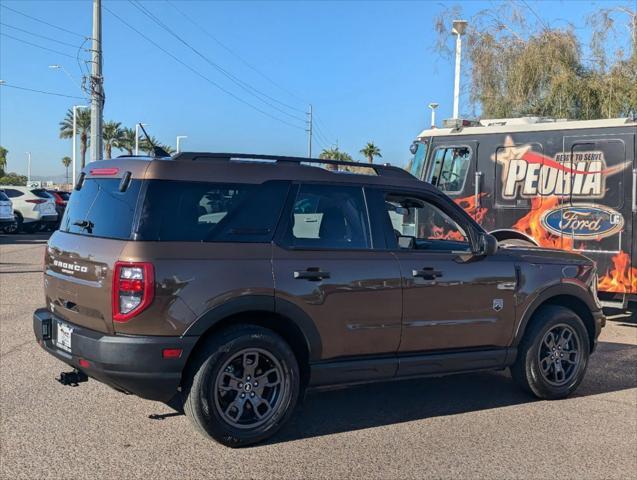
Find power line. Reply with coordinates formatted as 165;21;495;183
129;0;306;123
0;22;82;49
0;4;86;38
0;32;77;59
0;82;86;100
166;0;307;110
103;5;304;130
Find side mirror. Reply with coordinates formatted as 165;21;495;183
475;233;498;256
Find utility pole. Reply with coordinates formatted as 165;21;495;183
306;104;313;158
89;0;104;162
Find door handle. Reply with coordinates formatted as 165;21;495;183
412;267;442;280
294;269;330;281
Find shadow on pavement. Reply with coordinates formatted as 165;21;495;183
269;339;636;444
0;232;52;245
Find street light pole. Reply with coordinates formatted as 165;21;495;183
452;20;467;120
72;105;89;183
176;135;187;153
48;65;82;91
428;102;440;128
26;152;31;183
135;123;149;155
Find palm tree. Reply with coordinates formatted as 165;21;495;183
0;145;7;176
360;142;382;164
319;147;352;170
120;127;136;155
102;121;124;159
61;156;71;185
139;137;174;156
59;109;90;169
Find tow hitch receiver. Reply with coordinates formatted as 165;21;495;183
57;369;88;387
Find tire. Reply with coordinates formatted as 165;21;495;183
511;305;590;399
500;238;536;248
184;324;300;447
22;222;39;234
9;213;23;234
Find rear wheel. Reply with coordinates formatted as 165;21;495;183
511;305;590;399
184;324;299;447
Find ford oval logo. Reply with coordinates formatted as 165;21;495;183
540;204;624;240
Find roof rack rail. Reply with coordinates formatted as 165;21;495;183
172;152;415;179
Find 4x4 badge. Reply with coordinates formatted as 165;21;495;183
493;299;504;312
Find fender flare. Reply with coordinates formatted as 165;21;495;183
512;282;598;346
183;295;322;361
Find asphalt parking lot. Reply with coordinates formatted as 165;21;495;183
1;233;636;479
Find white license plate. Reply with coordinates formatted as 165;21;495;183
56;322;73;353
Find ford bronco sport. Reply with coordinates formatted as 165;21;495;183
34;153;605;447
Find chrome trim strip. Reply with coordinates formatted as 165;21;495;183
405;318;496;328
346;322;401;331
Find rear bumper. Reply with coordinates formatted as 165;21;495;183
0;217;15;225
33;308;197;402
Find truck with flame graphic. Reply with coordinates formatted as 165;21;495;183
409;117;636;308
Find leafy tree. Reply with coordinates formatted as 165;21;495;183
0;172;27;186
0;145;7;176
59;108;90;169
360;142;382;164
433;2;636;119
62;156;72;185
102;121;124;159
119;127;136;155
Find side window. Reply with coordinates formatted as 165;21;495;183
4;189;23;198
285;184;370;249
426;146;471;194
385;194;470;252
137;180;289;242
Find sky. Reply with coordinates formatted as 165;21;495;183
0;0;627;177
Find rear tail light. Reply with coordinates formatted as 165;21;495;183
26;199;46;204
112;262;154;322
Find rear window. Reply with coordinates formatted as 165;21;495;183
31;189;53;199
136;180;289;242
60;179;142;239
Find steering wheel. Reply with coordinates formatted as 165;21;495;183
440;171;459;182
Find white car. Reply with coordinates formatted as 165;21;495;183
0;190;17;232
2;186;58;233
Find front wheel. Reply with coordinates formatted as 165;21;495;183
511;305;590;399
184;325;300;447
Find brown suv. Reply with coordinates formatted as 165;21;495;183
33;153;605;446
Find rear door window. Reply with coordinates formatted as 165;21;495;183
3;189;23;198
280;183;371;250
136;180;289;242
61;179;142;239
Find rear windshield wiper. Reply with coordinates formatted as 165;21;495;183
73;220;94;233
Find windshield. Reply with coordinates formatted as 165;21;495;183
407;141;428;179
